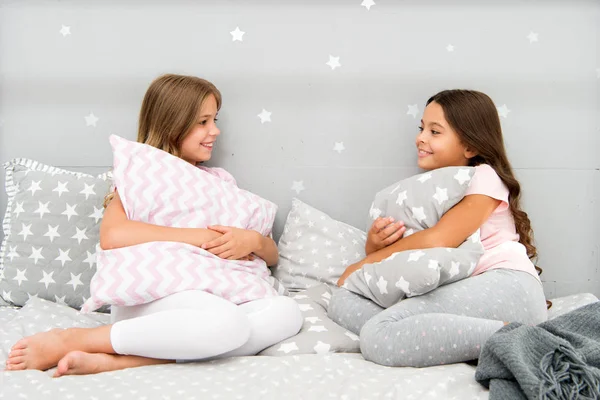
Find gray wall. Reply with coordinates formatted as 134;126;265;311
1;0;598;299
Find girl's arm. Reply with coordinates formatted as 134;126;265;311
338;194;501;285
99;191;221;250
202;227;279;266
254;235;279;267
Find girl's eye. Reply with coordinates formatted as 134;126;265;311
214;118;219;122
417;126;424;132
432;130;440;135
199;120;207;125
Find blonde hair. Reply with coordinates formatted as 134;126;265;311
103;74;222;208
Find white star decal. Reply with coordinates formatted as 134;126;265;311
67;273;84;291
527;31;539;43
326;55;341;70
34;201;51;218
408;250;425;262
313;341;332;354
432;187;448;205
18;223;34;241
83;250;97;268
44;225;61;242
29;246;45;265
53;181;69;197
396;190;408;206
395;276;411;294
277;342;299;354
80;183;96;200
230;27;245;42
344;331;359;341
39;270;56;289
446;44;455;52
296;303;313;313
7;246;20;261
27;180;42;196
59;25;71;36
364;271;372;285
411;206;427;223
55;249;72;267
469;229;481;243
291;180;305;194
454;169;471;185
13;269;28;286
428;259;440;270
257;109;272;124
361;0;375;11
72;227;89;244
62;203;78;221
54;295;68;306
417;172;432;183
404;228;415;237
497;104;511;119
2;291;12;303
308;325;328;332
13;202;25;217
84;112;98;127
407;104;419;118
467;262;477;275
449;261;460;278
333;142;345;153
376;276;388;294
89;206;104;223
369;202;382;220
305;317;322;324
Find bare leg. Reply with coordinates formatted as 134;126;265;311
53;351;172;377
5;325;117;371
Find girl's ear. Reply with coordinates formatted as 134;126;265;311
464;147;478;160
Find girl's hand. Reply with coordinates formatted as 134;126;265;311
365;217;406;254
202;226;260;260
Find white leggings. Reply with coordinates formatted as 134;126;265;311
109;290;303;360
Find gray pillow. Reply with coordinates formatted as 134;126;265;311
0;159;111;309
343;166;484;308
258;284;360;356
272;198;366;292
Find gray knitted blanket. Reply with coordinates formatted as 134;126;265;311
475;301;600;400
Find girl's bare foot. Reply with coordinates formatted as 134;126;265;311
6;325;113;372
54;351;172;377
5;329;70;371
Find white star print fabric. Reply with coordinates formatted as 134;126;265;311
0;159;111;309
259;284;361;356
272;198;367;292
343;167;485;308
0;293;597;398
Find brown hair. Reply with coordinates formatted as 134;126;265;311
103;74;222;208
426;90;537;261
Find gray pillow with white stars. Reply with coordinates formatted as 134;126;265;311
272;198;367;292
343;166;484;308
0;159;111;309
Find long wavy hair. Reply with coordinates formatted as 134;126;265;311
426;90;537;262
103;74;222;208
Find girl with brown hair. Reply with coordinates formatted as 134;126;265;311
5;74;302;376
331;89;548;367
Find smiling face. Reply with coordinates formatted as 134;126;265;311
416;101;475;170
180;94;220;164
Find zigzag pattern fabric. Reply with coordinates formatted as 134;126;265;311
81;135;279;313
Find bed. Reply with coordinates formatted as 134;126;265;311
0;286;597;399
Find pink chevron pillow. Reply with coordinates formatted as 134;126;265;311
81;135;279;312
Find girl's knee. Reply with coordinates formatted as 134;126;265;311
272;296;303;334
359;315;421;368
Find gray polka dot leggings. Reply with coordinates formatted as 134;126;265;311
328;269;548;367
